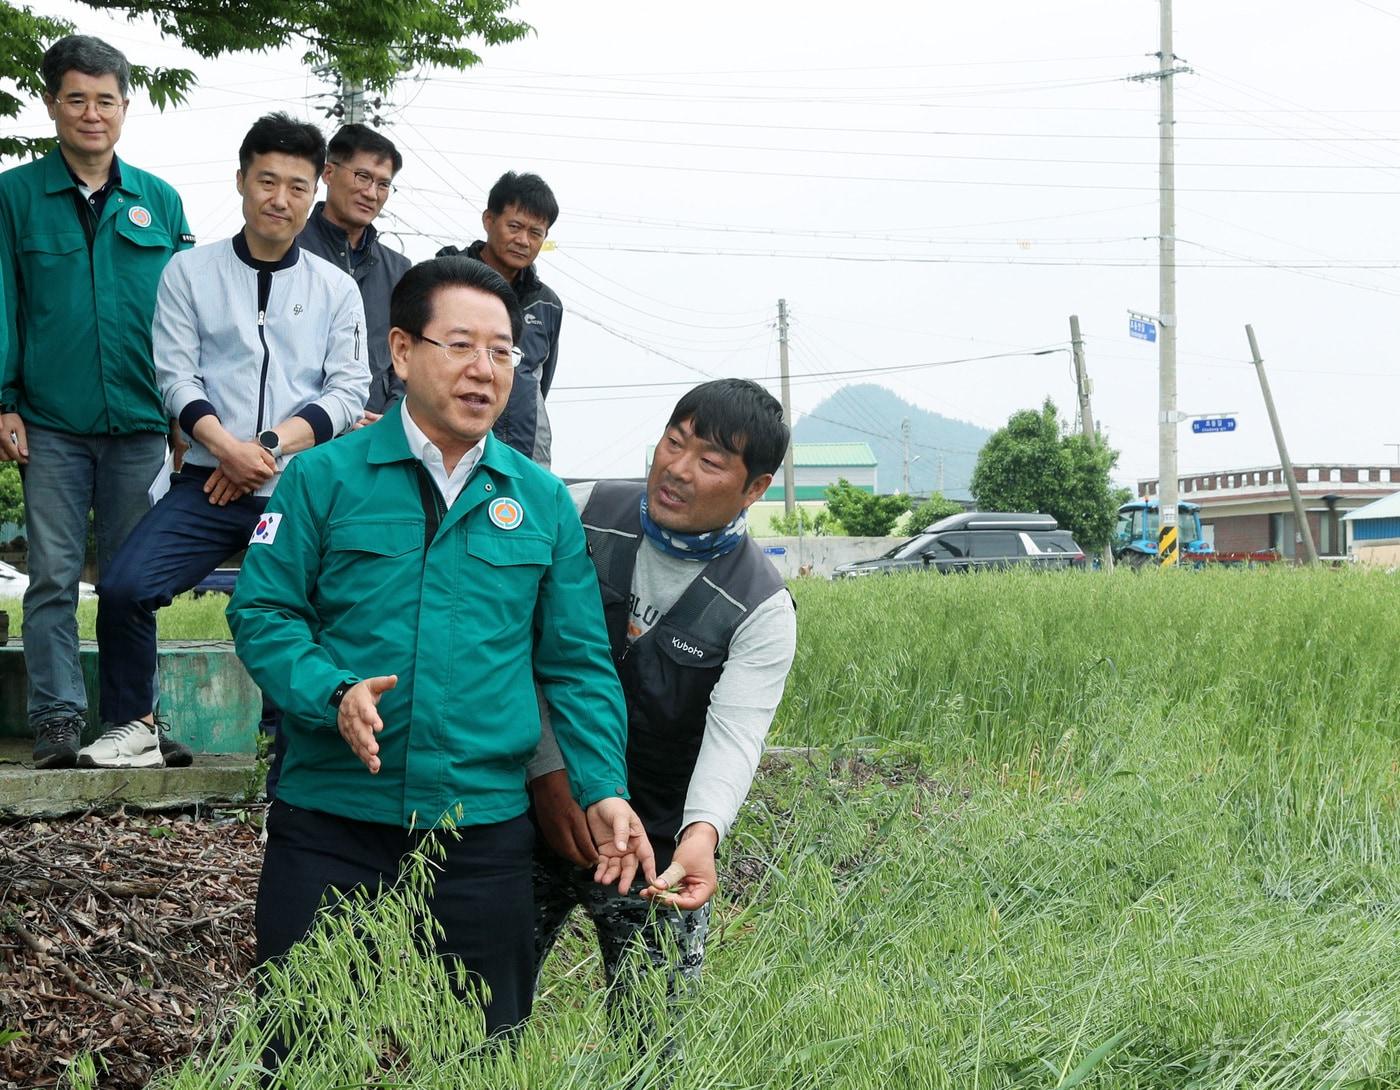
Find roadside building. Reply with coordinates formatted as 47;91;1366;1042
763;442;879;500
1136;463;1399;560
1342;491;1400;567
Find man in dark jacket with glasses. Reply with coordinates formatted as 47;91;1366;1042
297;124;411;421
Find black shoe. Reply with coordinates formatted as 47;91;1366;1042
33;714;84;769
154;718;194;767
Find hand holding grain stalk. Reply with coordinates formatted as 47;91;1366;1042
642;821;719;911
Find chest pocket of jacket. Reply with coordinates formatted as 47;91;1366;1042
463;532;552;634
20;231;84;259
18;232;87;324
466;533;552;568
320;520;423;610
114;218;172;252
114;219;174;298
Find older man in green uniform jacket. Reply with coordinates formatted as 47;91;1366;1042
0;35;194;771
227;255;649;1041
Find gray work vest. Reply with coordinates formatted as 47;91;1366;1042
581;480;787;868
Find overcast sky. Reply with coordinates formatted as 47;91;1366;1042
16;0;1400;486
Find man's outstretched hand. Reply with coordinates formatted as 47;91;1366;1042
337;675;397;774
586;797;655;894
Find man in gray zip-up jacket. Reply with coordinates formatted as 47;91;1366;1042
84;113;368;769
296;124;410;417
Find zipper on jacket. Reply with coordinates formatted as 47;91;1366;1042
254;269;273;432
413;464;445;558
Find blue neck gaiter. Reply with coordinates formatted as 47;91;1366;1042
639;494;748;562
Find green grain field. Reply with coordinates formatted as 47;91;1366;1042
76;568;1400;1088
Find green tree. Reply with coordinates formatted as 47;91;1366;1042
0;0;529;159
899;491;962;536
970;398;1120;550
0;462;20;534
766;505;834;536
823;478;910;537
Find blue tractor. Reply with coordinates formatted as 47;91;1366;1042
1112;499;1214;568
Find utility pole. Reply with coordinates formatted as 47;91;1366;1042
1070;315;1115;570
1246;325;1317;566
778;299;795;515
1156;0;1180;543
339;77;366;124
1069;315;1093;438
901;419;911;494
937;456;945;494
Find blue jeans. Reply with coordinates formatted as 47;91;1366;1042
96;466;266;723
20;424;166;727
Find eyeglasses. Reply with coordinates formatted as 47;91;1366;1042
330;162;395;198
53;95;125;118
415;334;521;370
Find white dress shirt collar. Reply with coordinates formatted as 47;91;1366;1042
400;400;487;507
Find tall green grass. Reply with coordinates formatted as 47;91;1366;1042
66;567;1400;1087
0;593;232;640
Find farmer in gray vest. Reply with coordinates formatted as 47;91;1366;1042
527;378;797;1035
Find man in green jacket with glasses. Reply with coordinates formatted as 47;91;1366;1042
0;35;194;770
227;255;651;1039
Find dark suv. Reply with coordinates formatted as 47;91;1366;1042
831;512;1086;578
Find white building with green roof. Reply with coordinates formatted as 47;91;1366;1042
764;442;878;500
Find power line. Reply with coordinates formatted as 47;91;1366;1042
1350;0;1400;21
535;259;772;330
551;242;1400;269
421;72;1135;107
388;147;1400;194
546;249;769;319
393;103;1400;142
394;177;1158;241
552;344;1065;392
397;119;1400;171
471;54;1144;80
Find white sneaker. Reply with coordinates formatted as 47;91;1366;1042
77;720;165;769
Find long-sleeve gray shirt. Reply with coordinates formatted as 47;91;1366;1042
528;481;797;844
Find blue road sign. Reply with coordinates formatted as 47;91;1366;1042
1191;417;1237;434
1129;317;1157;342
763;546;787;556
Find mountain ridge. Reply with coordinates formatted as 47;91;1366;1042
792;384;990;499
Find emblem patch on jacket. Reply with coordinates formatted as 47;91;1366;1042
488;498;523;531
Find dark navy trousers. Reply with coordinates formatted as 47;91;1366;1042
96;466;266;724
257;800;536;1036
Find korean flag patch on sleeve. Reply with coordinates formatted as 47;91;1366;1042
250;512;282;545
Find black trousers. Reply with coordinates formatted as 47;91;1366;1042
255;799;536;1037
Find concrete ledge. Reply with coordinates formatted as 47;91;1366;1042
0;739;259;818
0;640;262;754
